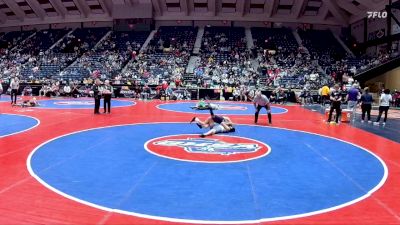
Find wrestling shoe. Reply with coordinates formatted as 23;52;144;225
200;134;206;138
229;127;236;132
190;117;197;123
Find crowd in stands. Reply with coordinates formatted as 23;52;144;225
121;26;196;87
252;28;332;90
193;26;256;95
0;26;398;105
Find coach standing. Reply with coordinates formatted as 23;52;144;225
253;91;272;124
327;84;342;124
92;79;102;114
102;80;113;114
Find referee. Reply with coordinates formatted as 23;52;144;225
102;80;113;114
253;91;272;124
92;79;102;114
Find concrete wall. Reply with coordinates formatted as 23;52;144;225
193;20;232;27
22;24;50;31
233;21;271;28
52;23;81;29
366;66;400;91
313;24;341;34
0;26;21;32
82;21;113;28
155;20;193;27
351;19;364;43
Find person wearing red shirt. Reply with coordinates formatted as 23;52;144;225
161;81;168;90
175;78;181;87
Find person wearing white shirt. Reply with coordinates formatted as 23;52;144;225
253;91;272;124
10;77;19;105
102;80;113;114
374;89;393;126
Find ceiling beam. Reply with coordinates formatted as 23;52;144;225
318;4;329;20
73;0;90;18
337;0;362;16
153;14;342;25
321;0;348;25
49;0;67;18
151;0;163;16
125;0;132;6
292;0;306;18
237;0;246;16
356;0;379;9
209;0;217;16
3;0;25;21
0;10;6;24
26;0;46;20
180;0;189;16
187;0;194;13
264;0;277;18
98;0;111;16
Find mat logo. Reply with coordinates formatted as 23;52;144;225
54;101;94;105
154;138;260;155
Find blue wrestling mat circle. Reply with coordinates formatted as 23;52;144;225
0;114;39;138
28;123;386;223
36;98;135;109
157;102;288;115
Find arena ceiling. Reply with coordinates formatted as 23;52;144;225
0;0;391;27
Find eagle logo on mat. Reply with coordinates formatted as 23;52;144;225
218;105;247;110
54;101;95;105
154;138;260;155
146;134;270;162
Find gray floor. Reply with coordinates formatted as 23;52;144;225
304;104;400;143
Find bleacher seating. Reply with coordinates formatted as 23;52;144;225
17;29;71;55
121;27;195;84
0;30;35;50
20;53;76;79
251;27;298;55
201;26;246;63
298;29;347;66
61;30;151;81
0;26;396;92
251;27;329;89
149;26;198;53
96;31;150;52
53;28;110;54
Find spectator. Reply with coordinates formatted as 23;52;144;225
346;84;360;120
374;89;393;126
360;87;373;123
327;84;342;125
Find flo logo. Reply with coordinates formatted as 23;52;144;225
154;138;259;155
54;101;94;105
145;134;271;163
367;11;387;19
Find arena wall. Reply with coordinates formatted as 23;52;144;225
366;66;400;91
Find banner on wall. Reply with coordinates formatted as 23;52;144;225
368;28;385;41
